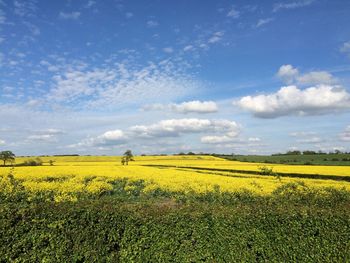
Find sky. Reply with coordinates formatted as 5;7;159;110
0;0;350;156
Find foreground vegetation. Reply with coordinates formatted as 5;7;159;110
0;155;349;261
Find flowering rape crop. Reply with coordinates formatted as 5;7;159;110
1;155;349;200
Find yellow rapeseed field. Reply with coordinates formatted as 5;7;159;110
1;155;349;200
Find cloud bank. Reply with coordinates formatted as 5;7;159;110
73;118;240;147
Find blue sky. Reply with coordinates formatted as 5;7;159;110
0;0;350;155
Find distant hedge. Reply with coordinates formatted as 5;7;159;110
0;197;349;262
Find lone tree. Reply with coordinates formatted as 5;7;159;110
122;150;134;165
0;151;15;166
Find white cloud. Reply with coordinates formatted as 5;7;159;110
248;137;261;142
340;41;350;57
273;0;315;12
183;45;194;52
68;129;126;148
297;71;336;85
201;136;261;145
170;101;218;114
277;64;337;85
236;85;350;118
85;0;96;9
130;118;239;138
0;9;6;24
142;101;218;114
227;7;239;18
208;31;224;44
26;128;64;142
73;118;240;149
147;20;158;27
339;126;350;141
125;12;133;18
296;137;323;143
100;130;125;141
289;131;316;137
0;139;5;145
277;64;299;84
27;134;56;142
163;47;174;53
59;11;81;20
201;135;234;144
39;129;64;135
14;0;37;17
256;18;274;28
47;60;199;109
24;22;40;36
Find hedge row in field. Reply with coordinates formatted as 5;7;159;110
0;195;349;262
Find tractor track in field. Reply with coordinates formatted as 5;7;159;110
142;164;350;182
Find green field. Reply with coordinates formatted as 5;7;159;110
220;153;350;166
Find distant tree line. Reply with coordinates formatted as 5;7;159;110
274;150;349;155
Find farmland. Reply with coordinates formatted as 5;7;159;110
1;155;350;261
1;155;350;198
219;153;350;166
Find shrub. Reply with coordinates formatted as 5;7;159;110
23;158;43;166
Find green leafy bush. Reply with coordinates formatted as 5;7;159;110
22;158;43;166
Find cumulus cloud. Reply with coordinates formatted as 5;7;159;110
59;11;81;20
143;101;218;114
171;101;218;114
273;0;315;12
100;130;125;141
277;64;299;84
200;135;234;144
68;129;126;148
277;64;337;85
339;126;350;141
72;118;240;148
26;128;64;142
236;85;350;118
297;71;336;85
130;118;239;138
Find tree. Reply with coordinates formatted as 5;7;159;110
0;151;15;166
122;150;134;165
